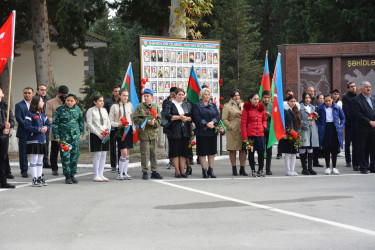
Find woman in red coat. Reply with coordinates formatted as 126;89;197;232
241;93;267;177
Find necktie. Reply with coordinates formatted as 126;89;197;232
122;104;126;118
98;108;104;126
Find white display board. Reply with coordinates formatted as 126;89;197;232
139;36;221;108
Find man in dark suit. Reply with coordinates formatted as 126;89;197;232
352;81;375;174
15;87;34;177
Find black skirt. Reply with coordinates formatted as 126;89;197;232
168;137;190;158
27;143;47;154
116;127;134;149
322;122;339;147
242;136;265;151
196;136;217;156
90;133;110;152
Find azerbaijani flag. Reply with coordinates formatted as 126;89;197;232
121;62;140;143
0;58;6;75
258;51;270;99
267;53;285;149
186;66;202;104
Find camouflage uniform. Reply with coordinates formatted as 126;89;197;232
52;104;84;177
133;102;161;173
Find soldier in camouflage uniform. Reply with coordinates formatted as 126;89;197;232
52;93;84;184
133;89;163;180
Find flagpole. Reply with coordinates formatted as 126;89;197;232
6;59;13;123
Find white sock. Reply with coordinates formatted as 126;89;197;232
30;154;38;178
99;151;107;176
119;157;126;175
124;156;129;175
284;154;291;172
37;154;44;177
290;154;296;171
93;152;101;176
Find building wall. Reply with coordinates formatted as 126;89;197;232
278;42;375;101
12;44;88;107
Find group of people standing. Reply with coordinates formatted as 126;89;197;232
0;80;374;188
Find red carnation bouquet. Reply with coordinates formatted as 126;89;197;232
60;140;73;156
245;139;254;152
149;108;157;119
286;128;302;151
308;112;319;121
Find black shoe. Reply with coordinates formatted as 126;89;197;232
6;173;14;179
276;154;282;159
313;163;324;168
266;170;272;175
353;166;359;171
308;168;317;175
52;170;58;176
70;176;79;184
38;177;47;186
142;172;148;180
151;171;163;179
370;169;375;173
186;167;192;175
251;170;257;177
207;167;216;178
181;174;188;178
301;169;310;175
111;167;117;172
65;176;73;184
232;166;238;176
175;174;182;178
257;170;265;177
360;169;369;174
1;183;15;188
239;166;248;176
202;168;208;178
346;163;352;168
21;172;28;178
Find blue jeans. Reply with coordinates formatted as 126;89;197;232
18;136;28;173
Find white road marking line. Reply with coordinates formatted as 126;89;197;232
153;180;375;237
163;173;372;182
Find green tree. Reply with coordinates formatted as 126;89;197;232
208;0;262;100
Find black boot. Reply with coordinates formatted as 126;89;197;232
232;166;238;176
202;168;208;178
65;176;73;184
300;152;309;175
207;167;216;178
239;166;248;176
70;176;79;184
308;153;317;175
186;166;192;175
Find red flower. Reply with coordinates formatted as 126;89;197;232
120;117;128;127
219;79;223;83
220;97;224;100
220;104;224;109
290;130;298;140
149;108;157;119
141;78;146;84
145;78;149;82
219;83;222;87
63;146;69;152
141;85;145;89
34;115;40;119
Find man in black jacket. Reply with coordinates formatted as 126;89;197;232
104;85;120;172
342;82;358;170
352;81;375;174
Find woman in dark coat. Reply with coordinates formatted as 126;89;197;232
192;88;220;178
241;93;267;177
278;95;301;176
316;94;345;175
165;88;192;178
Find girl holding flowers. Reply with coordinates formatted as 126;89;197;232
299;92;319;175
52;93;84;184
25;96;50;187
109;88;135;180
86;94;111;182
278;95;301;176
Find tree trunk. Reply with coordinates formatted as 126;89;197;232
30;0;52;87
169;0;186;38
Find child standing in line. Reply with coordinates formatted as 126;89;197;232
25;96;50;187
52;93;85;184
86;94;111;182
133;89;163;180
109;89;135;180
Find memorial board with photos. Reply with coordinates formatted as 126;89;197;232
140;36;221;109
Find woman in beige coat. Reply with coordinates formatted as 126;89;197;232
222;89;246;176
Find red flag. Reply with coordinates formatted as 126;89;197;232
0;58;7;75
0;11;16;60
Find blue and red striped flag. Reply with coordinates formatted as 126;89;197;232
186;66;202;104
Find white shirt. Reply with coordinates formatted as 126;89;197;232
24;99;30;110
304;104;312;113
325;106;333;122
109;102;135;129
172;100;184;115
86;106;111;137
